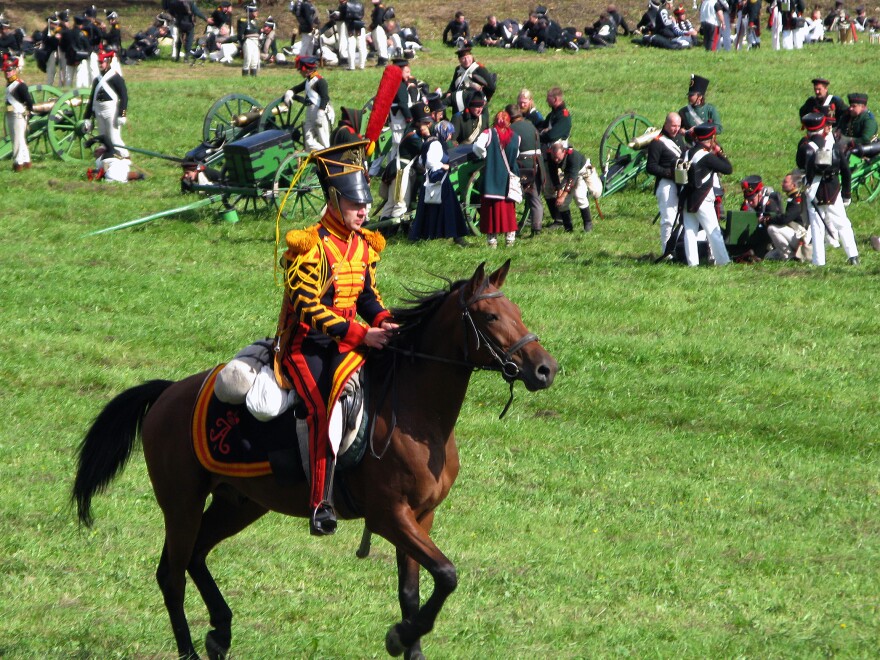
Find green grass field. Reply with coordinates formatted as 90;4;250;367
2;32;880;659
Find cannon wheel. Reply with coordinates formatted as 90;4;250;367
273;152;325;223
46;88;93;162
202;93;262;144
460;167;530;237
851;157;880;203
258;98;307;151
599;112;653;197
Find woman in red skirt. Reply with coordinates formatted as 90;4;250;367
473;111;521;247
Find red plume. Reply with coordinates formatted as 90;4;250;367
365;65;403;148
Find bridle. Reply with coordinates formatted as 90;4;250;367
370;283;540;457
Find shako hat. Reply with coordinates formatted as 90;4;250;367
468;91;486;108
848;92;868;105
245;2;258;13
105;10;119;20
312;141;373;204
411;103;433;125
295;54;318;70
692;123;717;140
811;77;830;86
455;41;473;57
339;106;363;130
391;57;410;67
264;16;276;28
741;175;763;198
801;112;827;131
97;47;116;63
427;92;446;113
689;74;709;96
2;54;20;72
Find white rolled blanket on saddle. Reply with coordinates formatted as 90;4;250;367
215;339;298;421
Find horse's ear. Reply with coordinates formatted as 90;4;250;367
488;259;510;289
468;262;488;292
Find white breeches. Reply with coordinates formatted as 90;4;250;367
372;26;388;60
242;38;260;71
807;189;858;265
379;161;414;219
781;29;804;49
171;25;180;58
95;99;128;158
683;197;730;266
299;32;315;57
7;112;30;165
655;179;680;251
346;28;367;69
304;105;332;151
767;223;809;260
46;51;61;86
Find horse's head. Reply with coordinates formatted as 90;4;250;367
456;260;558;391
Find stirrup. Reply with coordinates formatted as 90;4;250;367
310;502;337;536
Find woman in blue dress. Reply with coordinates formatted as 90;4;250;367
408;120;470;246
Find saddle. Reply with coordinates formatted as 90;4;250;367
192;365;369;481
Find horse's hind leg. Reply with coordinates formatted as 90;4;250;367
187;486;268;659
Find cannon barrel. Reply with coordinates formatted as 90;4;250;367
853;142;880;159
628;127;660;150
234;103;290;126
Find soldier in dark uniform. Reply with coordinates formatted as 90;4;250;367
795;112;859;265
0;18;23;58
41;15;63;86
765;171;810;261
239;3;261;76
477;15;507;47
646;112;687;252
442;11;470;47
547;141;597;233
61;15;92;88
538;86;572;147
388;57;415;153
378;102;433;227
4;56;34;172
370;0;393;65
836;93;878;149
679;74;722;142
83;49;129;158
104;11;123;53
680;123;731;266
798;77;846;128
331;107;364;145
290;0;319;57
451;92;488;145
427;93;447;124
445;43;495;114
507;103;544;235
738;175;783;258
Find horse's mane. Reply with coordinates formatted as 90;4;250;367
366;277;469;371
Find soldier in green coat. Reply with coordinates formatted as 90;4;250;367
836;93;878;149
679;74;722;143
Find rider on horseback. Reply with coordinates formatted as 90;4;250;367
273;141;398;536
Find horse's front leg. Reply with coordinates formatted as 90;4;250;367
379;509;456;658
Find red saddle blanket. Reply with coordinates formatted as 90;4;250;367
192;365;305;479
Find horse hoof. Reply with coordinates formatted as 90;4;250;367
385;624;405;657
205;630;229;660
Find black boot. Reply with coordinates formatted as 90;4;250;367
241;70;248;77
559;210;574;232
309;456;337;536
580;206;593;232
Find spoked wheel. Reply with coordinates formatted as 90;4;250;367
202;93;262;144
258;97;307;151
24;84;64;157
599;112;654;197
46;88;93;162
273;152;325;224
857;168;880;203
461;168;484;236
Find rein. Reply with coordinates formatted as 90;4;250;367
369;284;539;457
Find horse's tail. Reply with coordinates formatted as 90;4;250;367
72;380;174;527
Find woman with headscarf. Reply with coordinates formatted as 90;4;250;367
472;111;521;247
409;120;470;245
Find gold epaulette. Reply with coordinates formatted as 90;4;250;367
361;227;386;253
284;224;320;259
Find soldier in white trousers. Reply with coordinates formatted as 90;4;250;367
646;112;687;252
4;57;34;172
795;112;859;266
83;50;129;159
285;56;333;151
240;4;261;76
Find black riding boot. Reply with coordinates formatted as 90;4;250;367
546;199;560;223
580;206;593;232
310;456;338;536
559;210;574;232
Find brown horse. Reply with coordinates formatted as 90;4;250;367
72;260;558;660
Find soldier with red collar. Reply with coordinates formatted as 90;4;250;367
285;55;332;151
83;48;129;158
538;86;572;147
273;141;397;535
4;56;34;172
739;174;783;258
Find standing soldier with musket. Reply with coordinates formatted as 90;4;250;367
239;3;262;76
646;112;687;253
796;112;859;266
4;56;34;172
680;123;731;266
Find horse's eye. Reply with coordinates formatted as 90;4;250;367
483;313;499;323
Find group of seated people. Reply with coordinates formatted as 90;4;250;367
442;5;633;52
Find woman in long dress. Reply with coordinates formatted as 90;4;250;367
408;120;470;245
472;111;521;248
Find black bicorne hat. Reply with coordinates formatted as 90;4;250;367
313;141;373;204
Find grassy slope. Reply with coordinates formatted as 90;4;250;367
1;10;880;660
